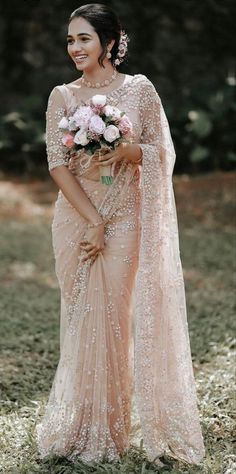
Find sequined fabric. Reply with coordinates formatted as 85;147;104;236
36;74;205;464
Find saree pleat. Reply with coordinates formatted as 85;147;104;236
36;163;141;462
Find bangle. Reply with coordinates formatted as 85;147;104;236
133;156;142;164
87;220;104;228
133;157;142;164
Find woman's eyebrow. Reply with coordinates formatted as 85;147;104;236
67;33;92;38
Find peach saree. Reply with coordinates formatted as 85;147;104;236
36;74;205;464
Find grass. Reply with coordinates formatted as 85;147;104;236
0;172;235;474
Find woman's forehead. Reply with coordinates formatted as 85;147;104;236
67;17;95;36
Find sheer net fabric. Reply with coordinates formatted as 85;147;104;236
36;74;205;464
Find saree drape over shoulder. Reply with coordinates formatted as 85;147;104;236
36;74;205;465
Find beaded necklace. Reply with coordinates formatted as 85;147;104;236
81;69;118;89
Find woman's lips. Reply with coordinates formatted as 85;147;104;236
74;55;88;63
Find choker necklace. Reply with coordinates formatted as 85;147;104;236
81;69;118;88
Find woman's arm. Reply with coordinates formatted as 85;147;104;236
50;165;103;225
46;87;103;226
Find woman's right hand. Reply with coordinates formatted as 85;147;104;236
79;223;105;262
68;149;99;175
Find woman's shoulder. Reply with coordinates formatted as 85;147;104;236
47;83;74;107
47;74;158;105
132;74;157;92
50;73;155;91
49;83;69;95
130;74;159;104
47;84;66;102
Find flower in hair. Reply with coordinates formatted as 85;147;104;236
114;30;129;66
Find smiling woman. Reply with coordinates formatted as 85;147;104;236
35;2;205;467
67;4;123;71
66;32;92;66
67;19;104;71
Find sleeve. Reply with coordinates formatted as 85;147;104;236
45;86;68;171
139;78;161;144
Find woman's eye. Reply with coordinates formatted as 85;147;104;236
67;38;89;44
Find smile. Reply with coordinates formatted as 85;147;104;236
74;55;88;62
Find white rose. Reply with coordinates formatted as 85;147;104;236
91;94;107;107
68;116;78;131
103;125;120;143
74;129;89;146
58;117;69;129
104;105;121;120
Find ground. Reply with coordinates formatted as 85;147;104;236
0;171;235;474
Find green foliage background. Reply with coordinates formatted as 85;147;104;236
0;0;235;175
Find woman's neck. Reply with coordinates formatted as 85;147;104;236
82;63;116;83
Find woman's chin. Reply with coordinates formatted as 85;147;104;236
75;63;85;71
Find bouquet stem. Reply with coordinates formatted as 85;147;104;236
98;150;114;185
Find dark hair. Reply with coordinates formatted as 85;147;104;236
68;3;124;68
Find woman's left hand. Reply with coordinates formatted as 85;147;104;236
94;143;142;166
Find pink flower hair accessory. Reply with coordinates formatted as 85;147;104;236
114;30;129;66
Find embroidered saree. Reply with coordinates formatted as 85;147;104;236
36;74;205;464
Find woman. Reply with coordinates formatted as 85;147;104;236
36;3;205;466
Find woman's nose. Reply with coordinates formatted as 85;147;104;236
71;41;82;52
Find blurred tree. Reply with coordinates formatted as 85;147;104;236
0;0;235;175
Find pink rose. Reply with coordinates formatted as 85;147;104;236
118;115;133;136
73;106;94;128
89;115;106;135
74;129;89;146
62;133;74;148
118;47;126;57
103;125;120;143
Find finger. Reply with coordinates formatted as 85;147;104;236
98;151;115;161
80;243;94;251
97;158;117;166
82;248;100;262
96;153;119;165
92;150;100;159
87;248;100;259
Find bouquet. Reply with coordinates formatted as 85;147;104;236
58;94;133;185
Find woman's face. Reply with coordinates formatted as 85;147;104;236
67;17;104;72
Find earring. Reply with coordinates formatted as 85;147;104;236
106;51;112;59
